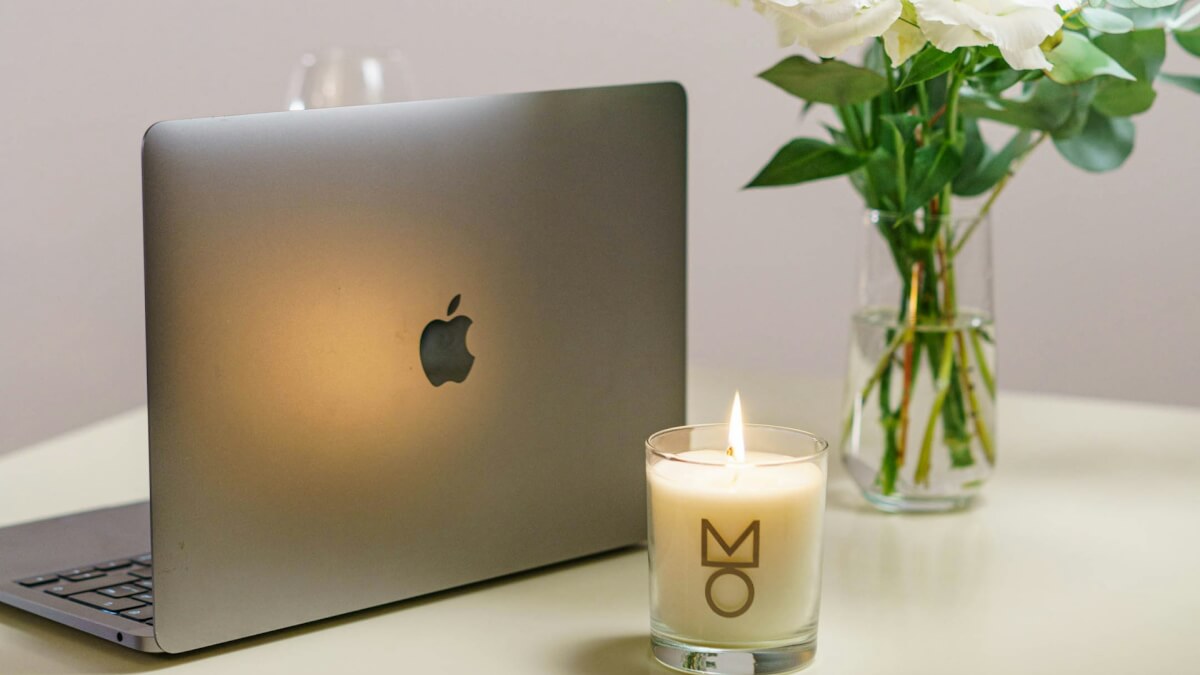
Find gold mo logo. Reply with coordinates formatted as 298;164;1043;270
700;518;761;618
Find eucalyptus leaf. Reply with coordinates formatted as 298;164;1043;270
1052;111;1134;172
746;138;867;187
954;130;1034;196
1094;83;1157;115
1092;29;1165;116
1046;32;1136;84
1160;73;1200;93
899;47;959;89
905;143;962;212
961;80;1097;133
1095;28;1166;76
1177;26;1200;57
1105;0;1140;8
1130;0;1177;8
1081;8;1135;33
758;56;888;106
1111;3;1183;28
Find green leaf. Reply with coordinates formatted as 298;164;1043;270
862;149;901;212
1046;32;1136;84
1105;0;1140;8
822;123;852;147
904;142;962;212
857;116;923;212
1130;0;1177;8
1081;8;1135;33
1177;26;1200;57
969;59;1025;94
954;130;1034;197
899;47;959;89
1092;29;1165;117
863;40;888;76
1160;73;1200;94
1052;111;1134;172
758;56;888;106
961;80;1097;133
746;138;867;187
880;114;922;156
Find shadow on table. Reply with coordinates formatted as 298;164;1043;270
563;634;670;675
0;546;643;673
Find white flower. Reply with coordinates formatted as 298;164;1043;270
758;0;904;58
910;0;1063;70
882;1;927;65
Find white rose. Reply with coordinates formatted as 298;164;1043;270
758;0;904;58
910;0;1064;70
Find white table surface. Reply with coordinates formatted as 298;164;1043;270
2;370;1198;674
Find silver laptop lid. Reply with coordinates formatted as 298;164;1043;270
141;82;686;652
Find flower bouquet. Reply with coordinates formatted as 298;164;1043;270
735;0;1200;510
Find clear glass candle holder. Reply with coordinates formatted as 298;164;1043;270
646;424;828;674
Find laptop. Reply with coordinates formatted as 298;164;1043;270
0;82;686;653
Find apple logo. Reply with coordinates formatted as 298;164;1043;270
419;294;475;386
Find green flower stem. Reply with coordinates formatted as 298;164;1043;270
970;328;996;398
952;133;1046;257
836;105;868;151
915;332;957;487
877;328;901;495
895;262;924;467
916;82;931;138
841;326;910;447
1172;2;1200;29
956;330;997;464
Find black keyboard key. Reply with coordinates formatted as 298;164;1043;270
133;592;153;603
120;606;154;622
95;559;132;571
57;566;94;577
69;592;144;612
16;574;58;587
144;619;154;626
44;573;138;597
98;584;144;598
136;579;153;590
133;554;152;565
64;570;106;582
129;567;152;580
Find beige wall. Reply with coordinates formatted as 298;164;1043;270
2;0;1199;455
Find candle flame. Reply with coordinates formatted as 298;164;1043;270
728;390;746;463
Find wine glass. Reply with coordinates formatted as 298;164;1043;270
286;47;417;110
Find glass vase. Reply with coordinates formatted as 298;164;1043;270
841;210;996;512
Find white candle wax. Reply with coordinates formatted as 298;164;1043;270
648;449;825;646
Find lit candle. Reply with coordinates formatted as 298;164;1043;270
646;393;827;673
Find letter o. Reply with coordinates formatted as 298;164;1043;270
704;567;755;618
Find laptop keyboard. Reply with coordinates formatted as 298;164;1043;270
15;554;154;625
